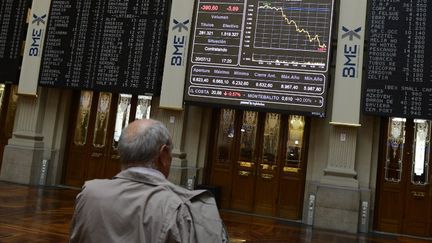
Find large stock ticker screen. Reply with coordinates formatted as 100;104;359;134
185;0;334;116
364;0;432;119
39;0;168;95
0;0;30;84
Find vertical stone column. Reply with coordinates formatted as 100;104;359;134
313;125;361;233
321;126;359;187
156;109;188;167
0;89;47;184
152;98;189;186
152;100;207;188
308;0;368;232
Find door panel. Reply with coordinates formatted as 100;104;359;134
376;118;432;237
0;85;17;169
402;119;431;236
254;113;281;215
375;118;407;233
231;111;259;212
63;91;152;187
278;115;307;219
376;185;404;232
209;109;236;208
102;94;123;178
64;91;98;187
104;94;152;179
211;167;232;208
278;175;302;219
403;187;431;236
208;109;309;219
84;92;113;181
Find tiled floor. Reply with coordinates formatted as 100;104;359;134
0;181;430;242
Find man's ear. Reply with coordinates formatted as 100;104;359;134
160;144;168;153
158;145;171;177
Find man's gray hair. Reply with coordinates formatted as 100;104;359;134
118;120;171;169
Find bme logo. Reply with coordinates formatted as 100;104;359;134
29;14;47;57
171;19;190;66
341;26;361;78
32;14;47;25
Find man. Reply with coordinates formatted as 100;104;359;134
70;119;228;243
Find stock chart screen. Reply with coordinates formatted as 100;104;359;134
184;0;334;116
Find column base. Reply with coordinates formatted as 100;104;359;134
0;144;45;185
320;175;359;188
168;153;188;186
313;184;360;234
322;167;359;188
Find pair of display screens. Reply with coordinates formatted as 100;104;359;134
2;0;335;117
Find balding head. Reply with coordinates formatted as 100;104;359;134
118;119;172;174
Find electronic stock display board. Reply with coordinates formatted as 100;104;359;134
38;0;169;95
364;0;432;119
185;0;335;116
0;0;30;84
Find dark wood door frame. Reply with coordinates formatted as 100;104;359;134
374;118;432;237
0;85;12;169
207;108;309;220
62;92;151;187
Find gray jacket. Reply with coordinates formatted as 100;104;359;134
70;168;228;243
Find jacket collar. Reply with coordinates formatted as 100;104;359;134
114;168;208;202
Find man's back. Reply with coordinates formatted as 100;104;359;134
70;169;227;243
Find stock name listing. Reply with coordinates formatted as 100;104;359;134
185;0;334;116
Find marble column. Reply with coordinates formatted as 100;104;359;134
0;90;47;184
313;125;361;234
152;98;189;186
0;88;71;185
152;100;207;188
321;125;359;188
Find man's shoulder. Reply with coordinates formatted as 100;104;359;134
166;183;215;203
115;169;214;203
81;179;111;192
80;175;217;210
82;178;120;191
168;185;220;221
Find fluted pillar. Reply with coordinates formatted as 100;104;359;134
0;88;71;185
0;89;46;184
321;125;359;188
152;99;207;188
312;125;361;233
152;98;189;186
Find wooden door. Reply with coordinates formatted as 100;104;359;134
103;94;151;178
0;85;18;169
63;91;114;187
254;113;281;215
278;115;309;219
231;111;260;212
85;92;117;181
103;93;129;179
402;119;432;236
208;109;309;219
375;118;432;237
63;91;152;187
209;109;236;209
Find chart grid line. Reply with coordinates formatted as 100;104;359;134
254;1;331;52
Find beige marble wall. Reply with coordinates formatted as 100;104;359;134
153;98;210;188
0;88;72;185
303;115;380;233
